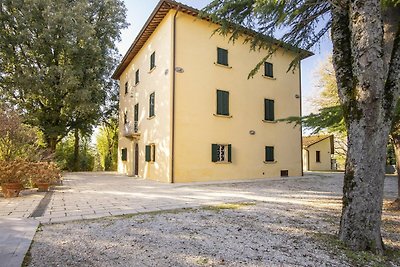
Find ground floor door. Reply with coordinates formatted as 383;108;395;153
134;143;139;176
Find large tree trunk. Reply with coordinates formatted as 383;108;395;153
339;121;391;252
391;133;400;201
45;136;58;152
73;128;80;172
331;0;399;253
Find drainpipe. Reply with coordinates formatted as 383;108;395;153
171;8;179;184
299;63;304;176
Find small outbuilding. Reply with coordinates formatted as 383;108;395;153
303;135;335;171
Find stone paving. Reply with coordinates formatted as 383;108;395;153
32;172;254;224
0;218;39;267
0;190;45;218
0;172;398;267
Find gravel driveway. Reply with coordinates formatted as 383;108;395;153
24;173;399;267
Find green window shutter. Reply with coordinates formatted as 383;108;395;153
265;62;273;77
265;146;274;162
145;145;151;162
265;99;275;121
152;145;156;162
149;92;155;117
150;52;155;70
212;144;218;162
134;104;139;122
125;82;128;94
217;48;228;66
135;70;140;84
217;90;229;116
121;148;127;161
124;111;128;124
228;144;232;163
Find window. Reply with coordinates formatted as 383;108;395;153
150;52;156;70
316;151;321;163
123;110;128;124
217;47;228;66
121;148;127;161
145;144;155;162
217;90;229;116
212;144;232;163
124;82;128;94
134;103;139;132
264;62;274;78
265;146;274;162
264;99;275;121
149;92;155;117
135;69;140;85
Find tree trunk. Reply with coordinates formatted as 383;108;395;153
73;128;80;172
45;136;58;152
391;133;400;200
330;0;398;253
339;120;391;252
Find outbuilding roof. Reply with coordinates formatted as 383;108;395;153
303;135;334;154
112;0;313;80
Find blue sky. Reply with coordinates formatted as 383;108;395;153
116;0;333;115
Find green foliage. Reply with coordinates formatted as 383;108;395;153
315;233;400;267
96;118;118;171
55;133;94;171
0;105;47;161
202;0;330;72
0;0;128;150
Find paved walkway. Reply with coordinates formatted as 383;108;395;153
0;218;39;267
0;172;398;267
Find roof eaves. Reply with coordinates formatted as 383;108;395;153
112;0;314;80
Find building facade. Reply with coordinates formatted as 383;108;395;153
113;0;311;183
302;135;335;171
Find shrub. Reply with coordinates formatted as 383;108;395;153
29;162;62;185
0;160;30;185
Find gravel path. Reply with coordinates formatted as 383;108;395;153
25;174;400;267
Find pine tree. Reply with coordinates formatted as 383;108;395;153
203;0;400;252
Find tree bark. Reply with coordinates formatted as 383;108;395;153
73;128;80;172
391;133;400;200
331;0;397;253
45;136;58;153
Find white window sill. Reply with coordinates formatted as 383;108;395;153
264;161;277;164
147;115;156;120
148;66;156;74
262;120;277;123
214;62;232;69
213;114;232;118
214;162;232;164
262;75;276;80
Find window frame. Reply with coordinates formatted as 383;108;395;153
216;90;230;116
264;62;274;78
316;151;321;163
264;99;275;121
121;148;127;161
150;52;156;70
123;110;128;125
212;144;232;163
124;82;128;95
135;69;140;85
217;47;229;66
149;92;155;118
145;144;156;162
265;146;275;162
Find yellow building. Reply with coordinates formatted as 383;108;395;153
112;0;312;183
302;135;335;171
